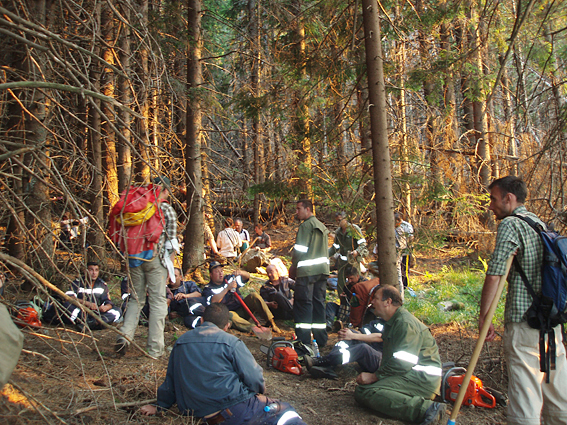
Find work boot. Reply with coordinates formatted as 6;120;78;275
114;337;129;356
332;320;344;332
304;354;332;371
419;402;448;425
309;366;338;379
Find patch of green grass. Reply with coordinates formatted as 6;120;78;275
405;265;505;330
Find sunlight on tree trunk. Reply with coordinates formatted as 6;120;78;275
362;0;399;292
183;0;205;272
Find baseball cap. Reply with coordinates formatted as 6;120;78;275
153;175;171;189
209;261;223;273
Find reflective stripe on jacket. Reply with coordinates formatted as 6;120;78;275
292;216;330;277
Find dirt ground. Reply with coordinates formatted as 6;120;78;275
1;321;508;425
1;221;509;425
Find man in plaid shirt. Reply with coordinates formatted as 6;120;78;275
116;175;179;359
479;176;567;425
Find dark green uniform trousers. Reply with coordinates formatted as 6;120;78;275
354;373;437;423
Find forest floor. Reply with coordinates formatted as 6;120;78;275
0;221;508;425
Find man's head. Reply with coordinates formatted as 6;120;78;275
203;303;230;330
371;285;402;320
345;266;361;286
153;175;171;200
234;218;243;232
209;261;224;284
172;267;183;288
224;217;234;229
335;211;346;222
86;262;100;283
254;223;263;236
296;199;313;221
394;212;402;227
266;264;280;284
488;176;527;220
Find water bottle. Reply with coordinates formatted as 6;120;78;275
312;339;320;358
264;402;281;413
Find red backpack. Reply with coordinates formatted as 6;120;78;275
108;185;164;258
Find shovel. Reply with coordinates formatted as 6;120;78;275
233;291;273;341
447;254;514;425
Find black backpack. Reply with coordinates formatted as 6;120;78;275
512;214;567;382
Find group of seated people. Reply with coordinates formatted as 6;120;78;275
35;251;446;425
210;217;272;261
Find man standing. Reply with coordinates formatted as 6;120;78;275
479;176;567;425
328;212;368;296
115;176;178;358
354;286;446;424
140;303;305;424
202;261;281;333
395;212;414;289
290;199;329;347
260;264;295;320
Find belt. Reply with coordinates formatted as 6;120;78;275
203;408;232;425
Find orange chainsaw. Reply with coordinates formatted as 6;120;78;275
442;366;507;408
260;338;302;376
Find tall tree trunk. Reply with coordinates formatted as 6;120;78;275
134;0;150;182
361;0;399;291
24;0;53;268
183;0;205;272
249;0;263;224
87;3;105;262
102;2;118;207
118;3;132;192
500;55;518;176
291;0;312;200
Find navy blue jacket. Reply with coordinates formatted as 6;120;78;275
156;321;265;417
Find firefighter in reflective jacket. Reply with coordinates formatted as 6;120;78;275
354;286;447;425
328;212;368;296
289;199;330;347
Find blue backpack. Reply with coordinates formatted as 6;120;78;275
512;214;567;382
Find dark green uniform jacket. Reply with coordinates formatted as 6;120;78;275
292;215;330;278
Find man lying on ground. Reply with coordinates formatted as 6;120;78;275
140;303;306;425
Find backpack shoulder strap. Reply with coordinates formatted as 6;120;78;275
511;214;545;234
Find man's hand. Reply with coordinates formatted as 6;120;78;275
140;404;158;416
174;293;187;301
266;301;278;310
479;316;496;341
227;279;238;292
356;372;378;385
350;250;358;258
338;328;355;341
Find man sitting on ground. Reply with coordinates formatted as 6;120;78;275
140;303;305;424
250;223;272;251
202;261;281;333
234;218;250;253
260;264;295;320
61;262;121;330
169;267;206;329
305;318;385;379
354;285;447;425
326;266;378;330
